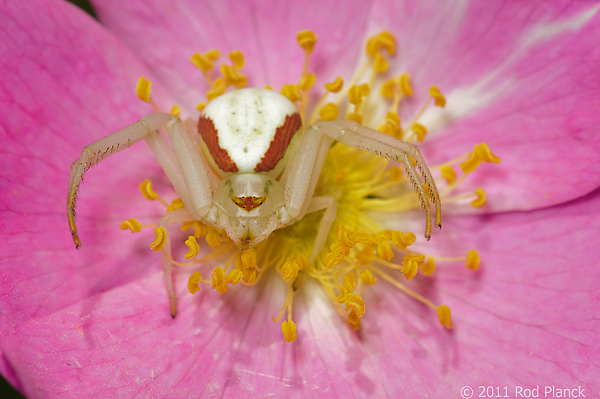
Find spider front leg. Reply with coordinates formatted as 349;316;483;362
313;119;442;240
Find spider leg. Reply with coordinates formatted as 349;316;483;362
304;196;337;263
313;119;442;240
157;207;194;318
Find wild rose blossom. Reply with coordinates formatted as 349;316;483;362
1;0;600;398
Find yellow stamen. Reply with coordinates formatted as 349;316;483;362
150;227;167;251
355;245;376;264
187;272;203;294
281;257;299;281
440;166;456;185
190;52;214;73
204;49;221;61
241;248;257;269
366;31;396;57
242;268;257;284
281;320;297;343
466;250;481;271
136;76;152;103
228;50;244;69
139;179;158;201
166;198;185;212
471;188;487;208
324;76;343;93
182;220;208;238
360;270;377;285
206;78;226;101
319;103;339;121
373;53;389;73
170;105;181;118
205;229;222;249
429;86;446;107
226;269;243;285
120;218;142;233
343;293;366;318
437;305;453;329
184;236;200;259
421;258;436;276
475;143;501;163
280;84;301;102
299;73;316;91
296;30;317;54
392;231;416;249
399;73;413;96
381;78;396;98
411;123;427;141
400;259;419;280
196;102;207;112
348;84;370;105
346;113;362;124
377;241;394;260
211;266;228;294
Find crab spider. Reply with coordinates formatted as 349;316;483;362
68;88;441;315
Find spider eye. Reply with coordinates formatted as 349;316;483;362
232;196;266;212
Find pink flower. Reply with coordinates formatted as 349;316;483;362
1;0;600;397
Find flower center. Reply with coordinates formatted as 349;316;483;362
123;30;501;342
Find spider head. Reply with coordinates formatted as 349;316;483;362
212;174;285;249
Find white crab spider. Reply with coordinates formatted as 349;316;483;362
68;87;441;316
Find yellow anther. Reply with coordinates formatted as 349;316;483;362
220;64;247;88
466;249;480;271
471;188;487;208
319;103;339;121
242;267;257;284
410;123;428;141
139;179;158;200
206;78;226;101
386;111;400;126
240;248;257;269
187;272;203;294
136;76;152;103
352;231;372;245
169;105;181;118
205;229;222;249
324;251;344;269
281;320;297;343
437;305;453;329
190;52;214;73
337;228;355;247
440;165;456;185
389;166;403;181
299;73;316;91
263;85;273;90
120;218;142;233
377;241;394;260
324;76;343;93
296;255;308;270
211;267;228;294
392;231;416;249
403;253;425;265
347;309;361;330
150;227;167;251
182;221;208;238
373;53;389;73
184;236;200;259
343;293;366;318
346;112;363;124
281;258;299;281
166;198;185;212
337;273;356;301
228;50;244;69
297;30;317;54
459;152;481;174
381;78;397;98
280;84;301;102
366;31;396;57
422;258;436;276
360;270;377;285
400;259;419;280
474;143;501;163
399;73;413;96
204;49;221;61
429;86;446;107
196;102;207;112
226;269;243;285
355;245;376;264
348;85;365;105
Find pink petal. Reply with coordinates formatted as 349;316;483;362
0;0;174;387
371;1;600;211
90;0;375;107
